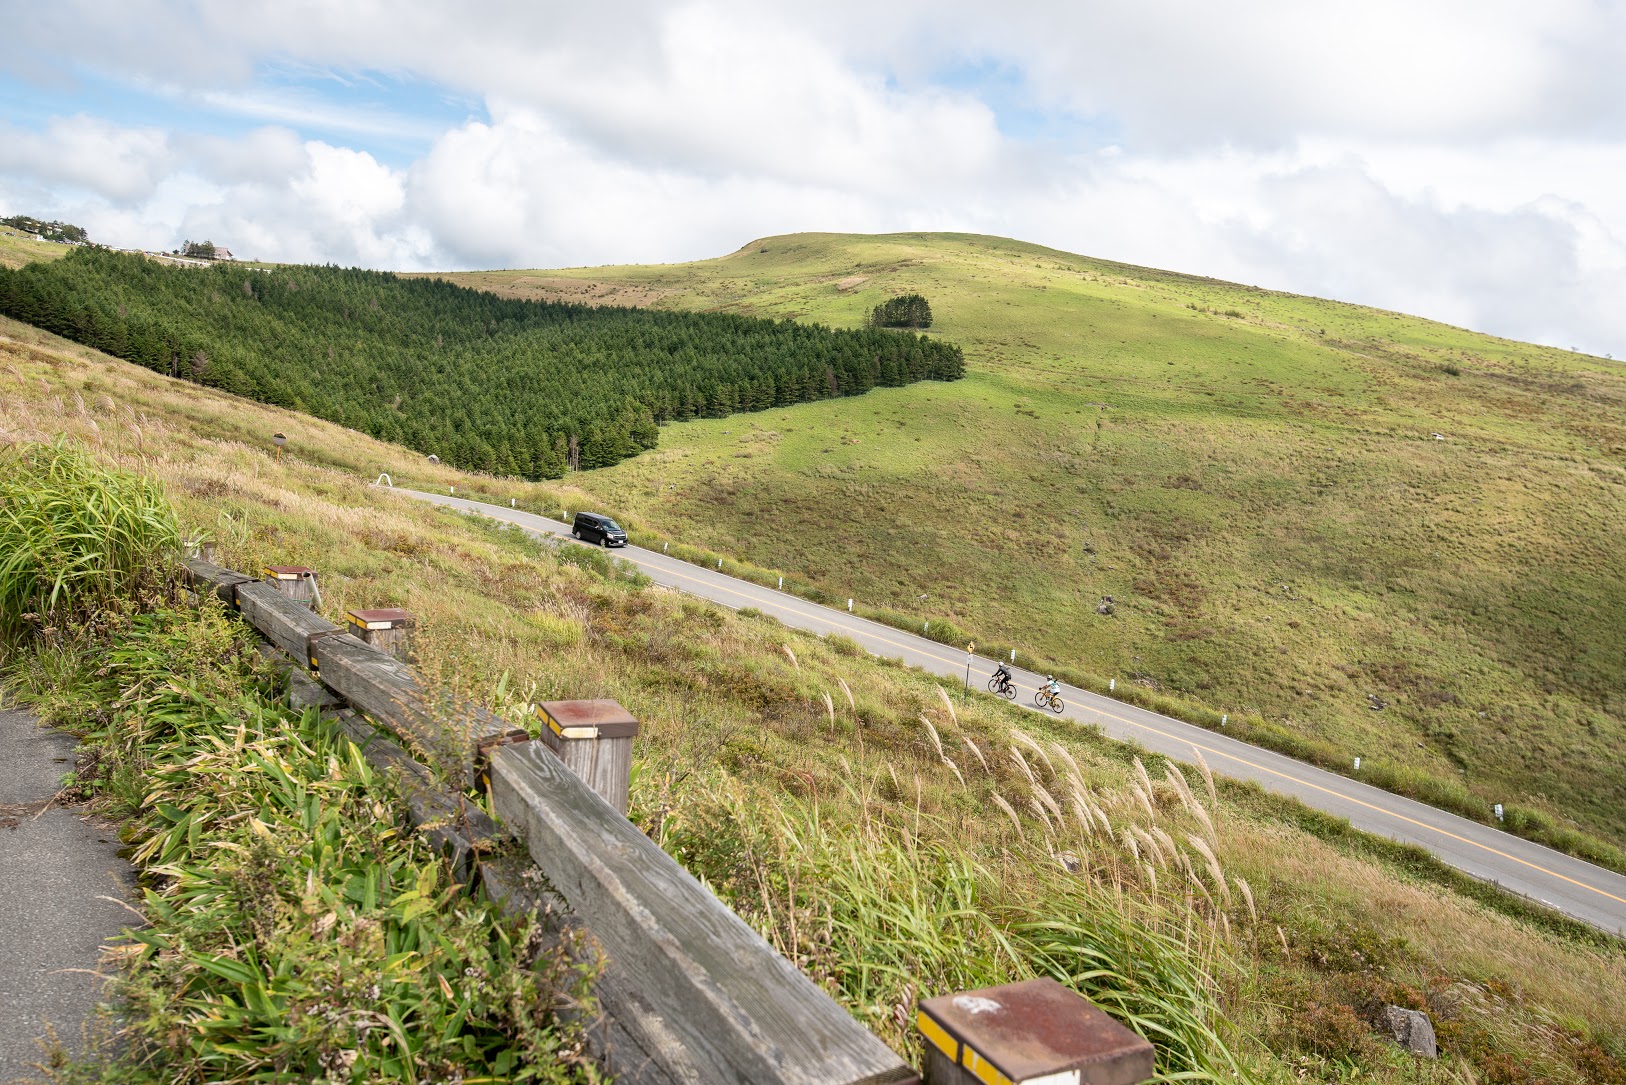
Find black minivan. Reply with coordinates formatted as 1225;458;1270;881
571;512;627;548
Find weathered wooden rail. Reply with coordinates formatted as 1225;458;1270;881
184;556;1154;1085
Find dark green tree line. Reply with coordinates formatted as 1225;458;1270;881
0;250;964;477
867;293;932;329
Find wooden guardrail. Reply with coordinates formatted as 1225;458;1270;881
184;556;1155;1085
188;558;527;785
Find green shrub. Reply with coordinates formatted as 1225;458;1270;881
0;440;182;640
648;774;1253;1082
826;633;864;657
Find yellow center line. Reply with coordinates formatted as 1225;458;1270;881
456;496;1626;911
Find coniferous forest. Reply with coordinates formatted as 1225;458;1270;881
0;249;964;476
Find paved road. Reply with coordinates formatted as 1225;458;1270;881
398;488;1626;936
0;708;134;1084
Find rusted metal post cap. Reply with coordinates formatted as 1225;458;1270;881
345;608;415;662
263;565;319;608
346;607;416;633
918;977;1154;1085
535;699;640;742
534;700;641;814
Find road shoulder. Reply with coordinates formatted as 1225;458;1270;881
0;707;134;1085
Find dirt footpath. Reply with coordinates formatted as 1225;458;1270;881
0;707;134;1084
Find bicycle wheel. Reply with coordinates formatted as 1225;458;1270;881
1002;682;1016;701
1049;696;1064;714
1032;691;1046;709
987;677;1003;694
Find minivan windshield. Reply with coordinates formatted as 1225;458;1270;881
602;520;622;532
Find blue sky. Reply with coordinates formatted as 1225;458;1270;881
931;59;1118;147
0;63;484;166
2;1;1624;356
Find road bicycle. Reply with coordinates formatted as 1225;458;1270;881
1033;687;1065;714
987;673;1017;700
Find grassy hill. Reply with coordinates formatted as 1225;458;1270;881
0;228;68;269
4;313;1625;1084
437;232;1626;855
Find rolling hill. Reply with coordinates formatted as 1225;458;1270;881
436;232;1626;853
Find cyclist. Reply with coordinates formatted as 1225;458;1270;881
1044;675;1061;702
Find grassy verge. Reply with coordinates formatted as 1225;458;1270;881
5;326;1626;1084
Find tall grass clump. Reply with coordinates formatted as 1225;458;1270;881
0;439;182;640
643;770;1255;1083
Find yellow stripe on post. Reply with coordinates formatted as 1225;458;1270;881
916;1011;958;1060
963;1047;1014;1085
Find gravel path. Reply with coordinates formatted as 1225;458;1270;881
0;707;134;1084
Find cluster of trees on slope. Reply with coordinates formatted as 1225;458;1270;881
0;250;964;476
866;293;932;329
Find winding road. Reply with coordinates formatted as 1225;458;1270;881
399;488;1626;936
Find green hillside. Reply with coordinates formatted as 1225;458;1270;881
0;227;68;269
439;232;1626;851
0;248;962;476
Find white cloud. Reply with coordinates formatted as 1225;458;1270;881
409;108;900;269
173;139;434;268
490;7;1004;195
0;115;173;203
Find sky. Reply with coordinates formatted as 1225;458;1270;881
3;1;1624;357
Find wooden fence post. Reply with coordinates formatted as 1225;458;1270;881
536;700;639;815
263;565;318;608
918;978;1154;1085
346;608;416;662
